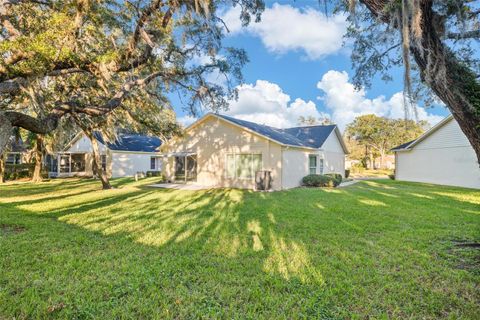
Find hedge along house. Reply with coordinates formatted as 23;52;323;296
392;115;480;189
47;132;162;178
159;113;348;190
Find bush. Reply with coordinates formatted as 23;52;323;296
324;173;343;187
350;163;365;174
345;169;350;178
4;163;35;181
302;174;338;188
146;171;162;177
388;174;395;180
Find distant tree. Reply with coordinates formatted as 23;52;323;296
297;115;332;126
343;0;480;163
344;135;369;167
346;114;425;168
0;0;264;155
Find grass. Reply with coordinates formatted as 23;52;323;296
0;178;479;319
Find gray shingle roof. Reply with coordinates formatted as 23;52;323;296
216;114;336;149
94;132;161;152
280;125;337;149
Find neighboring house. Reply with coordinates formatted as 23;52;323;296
160;113;348;190
4;137;27;165
392;115;480;189
47;132;162;178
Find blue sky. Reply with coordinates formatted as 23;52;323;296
174;1;450;131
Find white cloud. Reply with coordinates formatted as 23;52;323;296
225;80;326;128
316;70;445;130
222;3;347;60
177;115;197;127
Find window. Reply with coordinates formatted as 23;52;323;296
226;154;235;178
6;153;21;165
101;155;107;172
226;153;262;179
309;155;317;174
71;154;86;172
319;158;324;174
59;155;70;173
150;157;156;170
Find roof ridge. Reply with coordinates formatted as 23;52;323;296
284;124;336;129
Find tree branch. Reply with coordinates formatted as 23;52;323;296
0;68;88;95
446;29;480;40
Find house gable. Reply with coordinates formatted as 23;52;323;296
66;133;108;153
410;117;471;150
322;129;346;154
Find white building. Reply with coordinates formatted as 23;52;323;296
47;132;163;178
392;115;480;189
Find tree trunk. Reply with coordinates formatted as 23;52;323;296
0;153;5;183
31;135;43;183
0;114;13;156
411;3;480;164
369;149;374;170
85;129;112;190
360;0;480;164
379;150;385;169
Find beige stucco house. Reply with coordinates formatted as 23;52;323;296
160;113;348;190
392;115;480;189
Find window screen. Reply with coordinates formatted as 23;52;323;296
309;155;317;175
226;154;262;179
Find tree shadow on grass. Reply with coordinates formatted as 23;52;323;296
0;179;479;318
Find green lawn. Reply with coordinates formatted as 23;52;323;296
0;178;479;319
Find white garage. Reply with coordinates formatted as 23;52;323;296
392;115;480;189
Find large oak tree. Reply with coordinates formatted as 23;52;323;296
346;0;480;163
0;0;263;154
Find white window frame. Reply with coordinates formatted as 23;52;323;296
6;153;21;165
309;154;318;175
319;158;324;174
225;153;263;180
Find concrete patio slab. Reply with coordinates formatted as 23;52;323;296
338;180;359;188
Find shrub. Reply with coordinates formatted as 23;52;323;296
388;174;395;180
302;174;337;188
324;173;343;187
146;171;162;177
345;169;350;178
4;163;35;181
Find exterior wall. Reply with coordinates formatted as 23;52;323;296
161;116;283;190
281;148;322;189
111;152;160;178
59;133;110;177
396;119;480;189
321;131;346;176
68;134;107;153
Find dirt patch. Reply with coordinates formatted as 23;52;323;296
449;240;480;273
0;223;27;235
454;242;480;248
